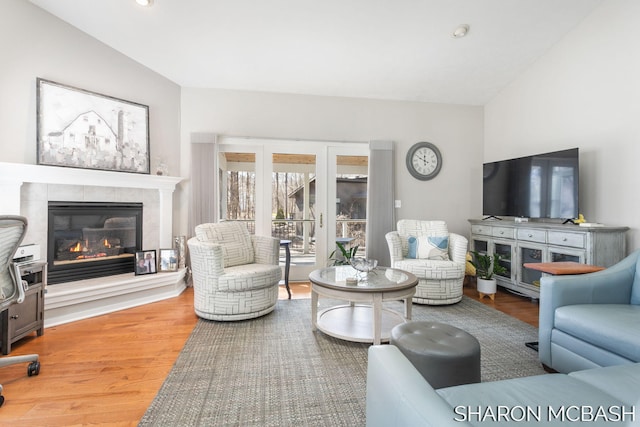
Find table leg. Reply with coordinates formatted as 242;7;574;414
373;294;382;345
404;297;412;320
284;243;291;299
311;287;318;332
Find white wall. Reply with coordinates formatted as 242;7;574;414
178;88;483;238
485;0;640;251
0;0;181;203
4;0;483;246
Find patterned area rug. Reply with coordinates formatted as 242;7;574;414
139;296;543;426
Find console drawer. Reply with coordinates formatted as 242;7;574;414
548;231;585;248
517;228;547;243
471;225;491;236
492;227;514;239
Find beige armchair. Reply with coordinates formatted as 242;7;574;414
187;221;282;321
385;219;468;305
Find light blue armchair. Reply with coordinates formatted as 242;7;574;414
539;249;640;373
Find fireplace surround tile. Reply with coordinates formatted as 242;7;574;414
48;183;85;201
21;182;47;202
21;183;47;248
116;187;145;203
84;185;116;202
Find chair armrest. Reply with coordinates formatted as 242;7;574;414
367;345;468;427
448;233;468;264
187;237;225;281
538;250;638;366
385;231;404;265
11;262;27;304
251;235;280;265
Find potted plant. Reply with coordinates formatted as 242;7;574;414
470;251;507;299
329;241;359;266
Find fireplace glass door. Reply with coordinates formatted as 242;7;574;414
48;202;143;284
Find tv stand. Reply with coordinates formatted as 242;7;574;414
468;219;628;298
482;215;502;221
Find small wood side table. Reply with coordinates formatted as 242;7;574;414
523;261;605;276
522;261;604;352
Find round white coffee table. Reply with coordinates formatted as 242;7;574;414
309;265;418;345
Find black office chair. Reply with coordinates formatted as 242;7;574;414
0;216;40;407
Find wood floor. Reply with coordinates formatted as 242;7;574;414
0;280;539;426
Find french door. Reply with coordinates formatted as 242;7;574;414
216;137;368;281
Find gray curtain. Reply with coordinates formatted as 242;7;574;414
366;140;394;266
188;133;217;237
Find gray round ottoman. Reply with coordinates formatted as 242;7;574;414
390;321;481;389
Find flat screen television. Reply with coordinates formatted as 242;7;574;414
482;148;579;220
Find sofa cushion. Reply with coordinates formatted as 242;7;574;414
569;362;640;406
554;304;640;362
218;263;282;292
195;222;255;267
436;374;629;425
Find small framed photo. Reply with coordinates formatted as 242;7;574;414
135;250;157;275
159;248;179;272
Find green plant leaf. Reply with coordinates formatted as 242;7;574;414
329;241;359;266
470;250;505;280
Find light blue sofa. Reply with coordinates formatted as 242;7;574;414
366;345;640;426
539;250;640;374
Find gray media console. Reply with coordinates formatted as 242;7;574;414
468;219;629;299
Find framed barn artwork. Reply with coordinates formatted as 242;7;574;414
36;78;150;174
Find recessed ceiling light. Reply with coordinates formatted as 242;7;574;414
453;24;469;38
136;0;154;6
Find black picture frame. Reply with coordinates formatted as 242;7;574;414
36;78;150;174
158;248;179;272
135;250;157;275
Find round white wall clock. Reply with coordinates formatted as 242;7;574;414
406;142;442;181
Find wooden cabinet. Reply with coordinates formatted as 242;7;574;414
469;220;628;298
0;261;46;355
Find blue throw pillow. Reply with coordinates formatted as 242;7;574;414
417;235;450;260
407;236;418;259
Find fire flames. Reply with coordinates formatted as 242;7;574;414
68;239;111;260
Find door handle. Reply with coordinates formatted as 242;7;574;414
320;213;323;228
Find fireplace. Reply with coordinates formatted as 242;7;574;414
47;201;143;284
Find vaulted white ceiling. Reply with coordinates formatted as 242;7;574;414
29;0;603;105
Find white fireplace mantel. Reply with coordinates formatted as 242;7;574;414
0;161;182;190
0;162;183;248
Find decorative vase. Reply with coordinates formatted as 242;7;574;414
173;235;186;269
477;278;497;300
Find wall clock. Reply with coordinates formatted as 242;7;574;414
406;142;442;181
